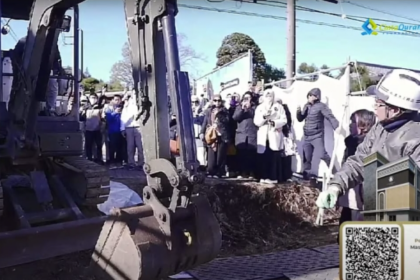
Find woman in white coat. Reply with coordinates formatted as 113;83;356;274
253;89;288;183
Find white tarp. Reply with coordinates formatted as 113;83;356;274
195;52;253;100
272;69;376;177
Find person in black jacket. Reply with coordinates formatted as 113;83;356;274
280;100;293;181
232;91;258;178
296;88;339;179
200;94;231;178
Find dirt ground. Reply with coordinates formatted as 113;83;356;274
0;179;340;280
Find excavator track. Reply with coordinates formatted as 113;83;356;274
55;157;110;207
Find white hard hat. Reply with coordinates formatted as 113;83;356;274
191;95;199;102
80;95;88;102
367;69;420;111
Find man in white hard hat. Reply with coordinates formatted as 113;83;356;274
316;69;420;209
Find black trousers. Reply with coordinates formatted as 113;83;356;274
108;132;123;163
85;130;102;161
337;207;361;244
281;155;293;182
302;136;330;173
257;141;283;182
207;141;228;176
236;144;257;176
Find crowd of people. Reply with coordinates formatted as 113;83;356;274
171;83;294;184
79;89;144;170
175;81;346;184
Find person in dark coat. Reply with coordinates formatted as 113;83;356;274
225;93;239;177
296;88;339;179
279;100;293;182
336;109;375;243
200;94;231;178
232;91;258;178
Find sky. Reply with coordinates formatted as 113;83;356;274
2;0;420;81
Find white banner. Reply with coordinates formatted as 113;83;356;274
195;52;253;100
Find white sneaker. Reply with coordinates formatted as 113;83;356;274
237;176;243;179
213;175;219;178
265;179;277;184
259;179;267;183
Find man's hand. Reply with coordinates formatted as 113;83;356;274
316;185;341;209
199;133;204;141
115;107;122;113
297;105;301;112
121;130;126;138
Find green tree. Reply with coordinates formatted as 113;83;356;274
81;77;101;92
320;64;333;77
297;62;318;81
263;64;286;82
216;32;266;80
108;81;125;92
338;65;377;91
110;34;205;85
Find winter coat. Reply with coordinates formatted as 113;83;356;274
200;106;231;143
297;101;338;139
232;105;257;149
330;113;420;194
80;104;102;131
254;102;287;154
337;134;365;210
227;105;238;143
103;105;122;134
282;104;292;137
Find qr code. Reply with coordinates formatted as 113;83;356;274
341;224;402;280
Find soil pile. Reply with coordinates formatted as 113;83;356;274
195;179;340;256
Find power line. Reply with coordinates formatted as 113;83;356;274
1;19;19;42
343;1;420;23
240;0;416;25
180;4;420;37
217;0;420;24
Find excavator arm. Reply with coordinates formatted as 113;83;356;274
90;0;221;279
0;0;221;278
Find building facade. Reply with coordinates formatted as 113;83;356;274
362;152;420;222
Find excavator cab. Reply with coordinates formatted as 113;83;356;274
0;0;221;279
2;4;84;160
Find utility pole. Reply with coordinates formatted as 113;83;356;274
286;0;296;87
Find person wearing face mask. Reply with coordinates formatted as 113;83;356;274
297;88;339;179
233;91;258;178
226;93;239;177
334;109;376;244
254;89;288;183
80;93;103;163
316;69;420;214
200;94;231;178
191;95;206;166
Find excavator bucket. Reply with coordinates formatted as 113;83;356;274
90;194;221;280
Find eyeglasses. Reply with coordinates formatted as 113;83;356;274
374;103;386;108
213;99;222;102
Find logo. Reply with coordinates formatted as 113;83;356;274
389;176;394;183
361;19;378;36
361;18;420;36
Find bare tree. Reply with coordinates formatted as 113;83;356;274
110;33;205;85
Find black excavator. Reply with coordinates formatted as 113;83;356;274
0;0;221;279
